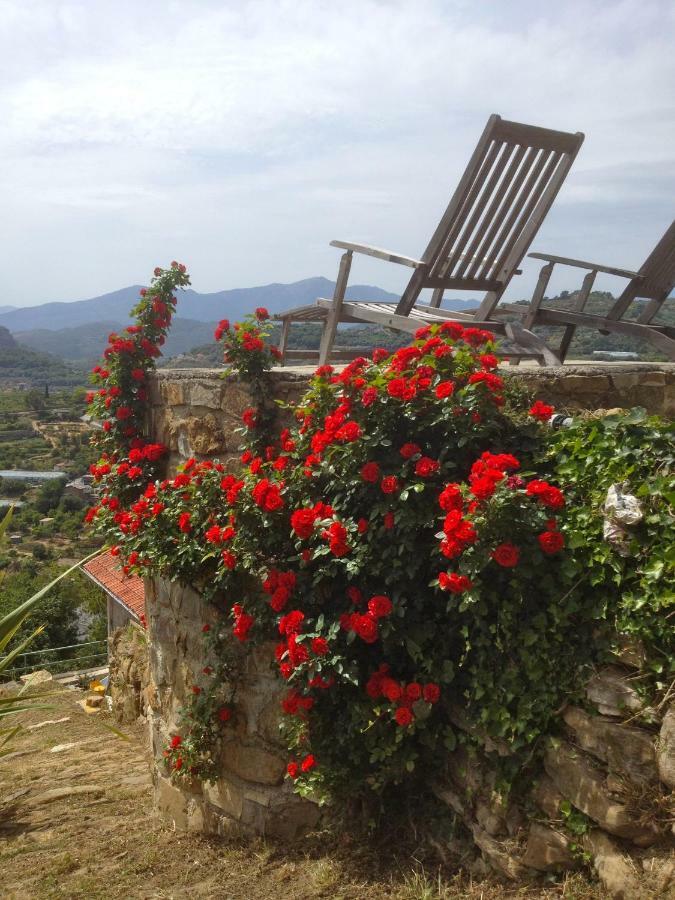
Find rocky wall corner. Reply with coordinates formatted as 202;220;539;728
144;577;320;840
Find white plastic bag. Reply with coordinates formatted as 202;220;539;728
603;483;643;556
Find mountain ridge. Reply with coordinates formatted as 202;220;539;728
0;277;478;333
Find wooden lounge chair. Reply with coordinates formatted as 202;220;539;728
517;219;675;363
275;114;584;365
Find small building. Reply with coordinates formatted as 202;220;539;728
82;550;146;636
64;475;96;502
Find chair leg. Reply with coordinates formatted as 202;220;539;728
318;251;353;366
505;321;562;367
522;262;554;330
557;270;596;362
278;318;290;366
429;287;445;308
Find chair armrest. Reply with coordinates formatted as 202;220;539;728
330;240;422;268
528;252;639;280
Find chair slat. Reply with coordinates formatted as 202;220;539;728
465;146;536;279
476;149;552;280
487;151;562;282
455;144;528;278
428;139;503;278
437;143;516;279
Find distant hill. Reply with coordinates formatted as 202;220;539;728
0;278;479;331
0;326;85;386
2;277;478;361
16;317;221;362
0;305;16;315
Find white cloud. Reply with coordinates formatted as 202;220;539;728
0;0;672;304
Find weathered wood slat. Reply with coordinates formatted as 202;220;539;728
329;240;422;268
528;252;639;280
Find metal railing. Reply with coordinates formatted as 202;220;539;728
0;640;108;681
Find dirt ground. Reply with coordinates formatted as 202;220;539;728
0;686;606;900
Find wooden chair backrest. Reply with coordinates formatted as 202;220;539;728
633;219;675;300
419;115;584;293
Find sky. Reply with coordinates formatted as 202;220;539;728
1;0;673;308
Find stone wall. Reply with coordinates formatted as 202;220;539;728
145;577;319;839
140;363;674;893
147;363;674;465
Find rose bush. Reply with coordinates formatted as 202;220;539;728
88;266;615;805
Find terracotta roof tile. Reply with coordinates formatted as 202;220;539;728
82;550;145;620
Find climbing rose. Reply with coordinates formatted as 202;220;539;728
529;400;554;421
538;530;565;554
178;512;192;533
367;595;393;618
435;380;455;399
290;508;316;539
415;457;440;478
300;754;316;772
380;476;400;495
399;443;421;459
360;462;380;483
395;707;414;727
438;572;472;593
287;762;299;779
423;683;440;704
491;543;520;567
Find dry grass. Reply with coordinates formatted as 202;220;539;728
0;687;607;900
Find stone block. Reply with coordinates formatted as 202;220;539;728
155;774;189;830
189;381;224;409
562;706;657;784
203;776;244;820
657;703;675;788
586;667;644;717
522;823;575;872
582;829;641;900
264;797;321;841
221;741;287;786
556;374;610;394
532;774;564;818
161;381;186;406
544;740;657;845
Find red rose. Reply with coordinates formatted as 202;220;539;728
491;543;520;567
400;442;421;459
405;682;422;701
381;677;402;702
291;508;316;539
435;380;455;399
415;456;439;478
311;637;329;656
255;307;269;320
360;462;380;483
300;754;316;773
287;762;299;779
423;683;440;704
395;707;414;727
351;613;379;643
169;734;182;750
438;483;463;512
178;512;192;533
367;595;393;618
217;707;232;722
438;572;472;594
383;512;395;530
380;475;400;495
529;400;554;422
538;530;565;554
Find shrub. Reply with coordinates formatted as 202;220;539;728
86;263;673;813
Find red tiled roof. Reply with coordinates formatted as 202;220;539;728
82;550;145;620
